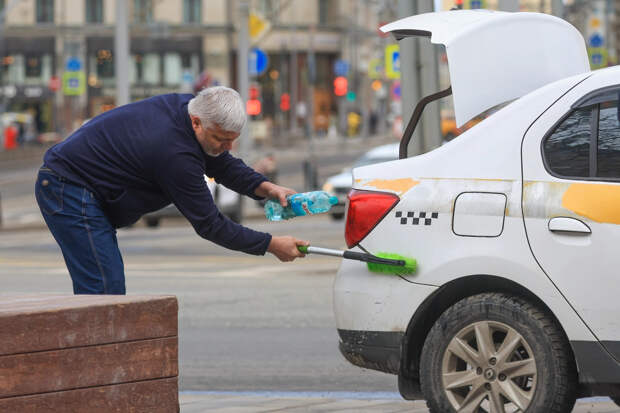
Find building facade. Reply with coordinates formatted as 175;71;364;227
0;0;390;138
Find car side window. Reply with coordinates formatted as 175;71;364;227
597;100;620;178
543;106;592;178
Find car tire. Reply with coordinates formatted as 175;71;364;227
145;217;160;228
612;396;620;406
330;212;344;220
419;293;577;413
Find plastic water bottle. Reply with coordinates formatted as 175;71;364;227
265;191;339;221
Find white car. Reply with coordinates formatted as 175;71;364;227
322;143;399;219
334;10;620;413
143;176;240;227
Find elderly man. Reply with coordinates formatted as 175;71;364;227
36;86;308;295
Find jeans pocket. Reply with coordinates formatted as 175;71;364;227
36;174;64;215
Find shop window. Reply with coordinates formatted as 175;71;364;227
134;0;153;23
3;54;25;84
183;0;201;24
93;49;114;82
164;53;182;85
25;55;42;78
86;0;103;23
36;0;54;23
142;53;160;84
131;53;160;85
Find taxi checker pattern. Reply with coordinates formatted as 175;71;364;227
394;211;439;226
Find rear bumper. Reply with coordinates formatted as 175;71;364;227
337;329;403;375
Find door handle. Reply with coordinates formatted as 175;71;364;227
548;217;591;234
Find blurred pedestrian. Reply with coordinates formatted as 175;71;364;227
36;86;308;295
4;123;17;150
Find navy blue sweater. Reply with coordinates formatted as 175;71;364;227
44;94;272;255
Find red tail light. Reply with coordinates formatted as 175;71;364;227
345;189;400;248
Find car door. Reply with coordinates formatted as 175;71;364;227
522;76;620;360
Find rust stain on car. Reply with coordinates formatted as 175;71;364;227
562;183;620;225
362;178;420;195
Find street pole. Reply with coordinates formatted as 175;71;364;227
237;0;250;221
499;0;520;12
115;0;130;107
417;0;441;151
397;0;422;155
551;0;564;17
290;33;299;137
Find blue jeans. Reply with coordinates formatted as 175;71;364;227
35;167;126;294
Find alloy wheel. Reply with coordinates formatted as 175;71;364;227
441;320;537;413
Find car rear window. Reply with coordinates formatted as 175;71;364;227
544;106;592;178
597;100;620;178
543;89;620;181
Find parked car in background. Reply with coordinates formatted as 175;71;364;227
335;10;620;413
142;176;240;228
322;143;399;220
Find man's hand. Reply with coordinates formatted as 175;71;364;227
268;236;309;262
255;181;296;207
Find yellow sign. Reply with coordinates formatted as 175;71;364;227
588;47;608;69
249;12;270;41
368;58;382;79
385;44;400;80
62;71;86;96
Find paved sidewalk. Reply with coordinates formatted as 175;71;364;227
179;392;620;413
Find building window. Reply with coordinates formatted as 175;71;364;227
134;0;153;23
36;0;54;23
86;0;103;23
2;54;25;84
183;0;201;24
318;0;329;25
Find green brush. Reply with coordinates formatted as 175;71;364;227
297;245;417;275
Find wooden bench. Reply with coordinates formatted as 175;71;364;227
0;295;179;412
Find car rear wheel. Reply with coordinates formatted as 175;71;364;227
420;293;577;413
612;396;620;407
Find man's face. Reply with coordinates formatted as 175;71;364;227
191;116;239;157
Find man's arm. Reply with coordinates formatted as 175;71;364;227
157;153;307;260
204;152;267;200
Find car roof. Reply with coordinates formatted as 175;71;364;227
381;10;590;127
362;143;400;159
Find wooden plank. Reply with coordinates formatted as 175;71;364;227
0;295;177;355
0;337;178;398
0;377;179;413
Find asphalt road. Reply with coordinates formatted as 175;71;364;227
0;215;398;393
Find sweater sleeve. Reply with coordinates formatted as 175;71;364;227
156;152;272;255
204;152;268;200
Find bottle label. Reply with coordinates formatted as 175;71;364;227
301;202;311;215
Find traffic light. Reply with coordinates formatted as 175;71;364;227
280;93;290;111
249;85;259;100
333;76;347;97
247;99;261;116
247;84;261;116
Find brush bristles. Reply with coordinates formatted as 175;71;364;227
367;253;417;275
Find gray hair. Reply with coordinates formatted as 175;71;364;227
187;86;246;133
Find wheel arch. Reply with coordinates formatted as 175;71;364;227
398;274;574;400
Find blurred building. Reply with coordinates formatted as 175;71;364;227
0;0;392;138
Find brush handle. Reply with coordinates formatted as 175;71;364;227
299;245;344;257
298;245;406;267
